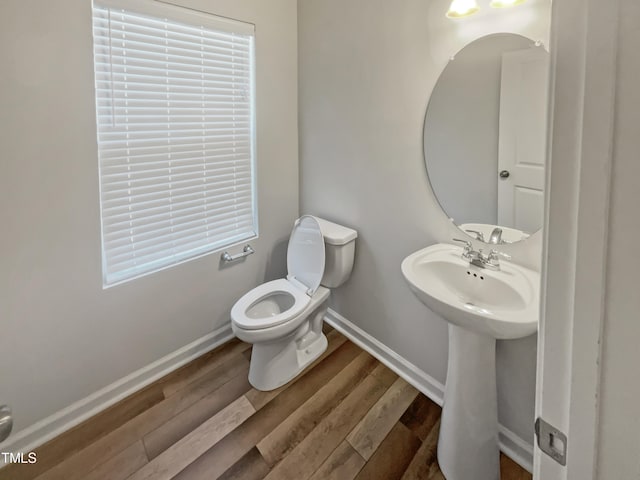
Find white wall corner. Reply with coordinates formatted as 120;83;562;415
324;308;534;473
0;323;234;460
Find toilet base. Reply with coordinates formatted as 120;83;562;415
247;302;329;391
248;331;327;391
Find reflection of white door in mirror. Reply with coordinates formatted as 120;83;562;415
497;47;550;234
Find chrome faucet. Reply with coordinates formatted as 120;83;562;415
453;239;511;271
488;227;504;245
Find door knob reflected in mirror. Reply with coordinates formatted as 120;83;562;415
0;405;13;443
499;170;510;179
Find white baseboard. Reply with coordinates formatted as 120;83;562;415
0;324;234;458
499;425;535;473
324;309;446;407
325;308;534;473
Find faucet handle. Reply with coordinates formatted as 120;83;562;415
465;229;485;242
488;249;511;261
453;238;473;252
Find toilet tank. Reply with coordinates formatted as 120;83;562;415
312;217;358;288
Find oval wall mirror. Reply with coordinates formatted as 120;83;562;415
424;33;550;244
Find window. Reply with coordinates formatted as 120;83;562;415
92;0;257;286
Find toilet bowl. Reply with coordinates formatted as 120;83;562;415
231;215;357;391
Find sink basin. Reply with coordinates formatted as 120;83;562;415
401;243;540;480
401;243;538;339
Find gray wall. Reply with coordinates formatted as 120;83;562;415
299;0;550;444
0;0;298;434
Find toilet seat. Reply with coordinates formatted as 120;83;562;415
231;216;326;332
231;278;311;330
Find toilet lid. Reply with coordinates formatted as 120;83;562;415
287;215;325;295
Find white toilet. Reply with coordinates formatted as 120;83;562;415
231;215;357;391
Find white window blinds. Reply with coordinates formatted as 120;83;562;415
92;0;257;286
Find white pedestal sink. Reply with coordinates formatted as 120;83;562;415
401;243;539;480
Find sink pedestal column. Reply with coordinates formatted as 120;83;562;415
438;324;499;480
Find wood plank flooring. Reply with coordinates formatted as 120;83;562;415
0;329;532;480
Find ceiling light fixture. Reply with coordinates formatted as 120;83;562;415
489;0;527;8
446;0;480;18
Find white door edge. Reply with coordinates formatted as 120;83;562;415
535;0;619;479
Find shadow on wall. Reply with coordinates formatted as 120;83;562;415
496;333;538;438
264;238;289;282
